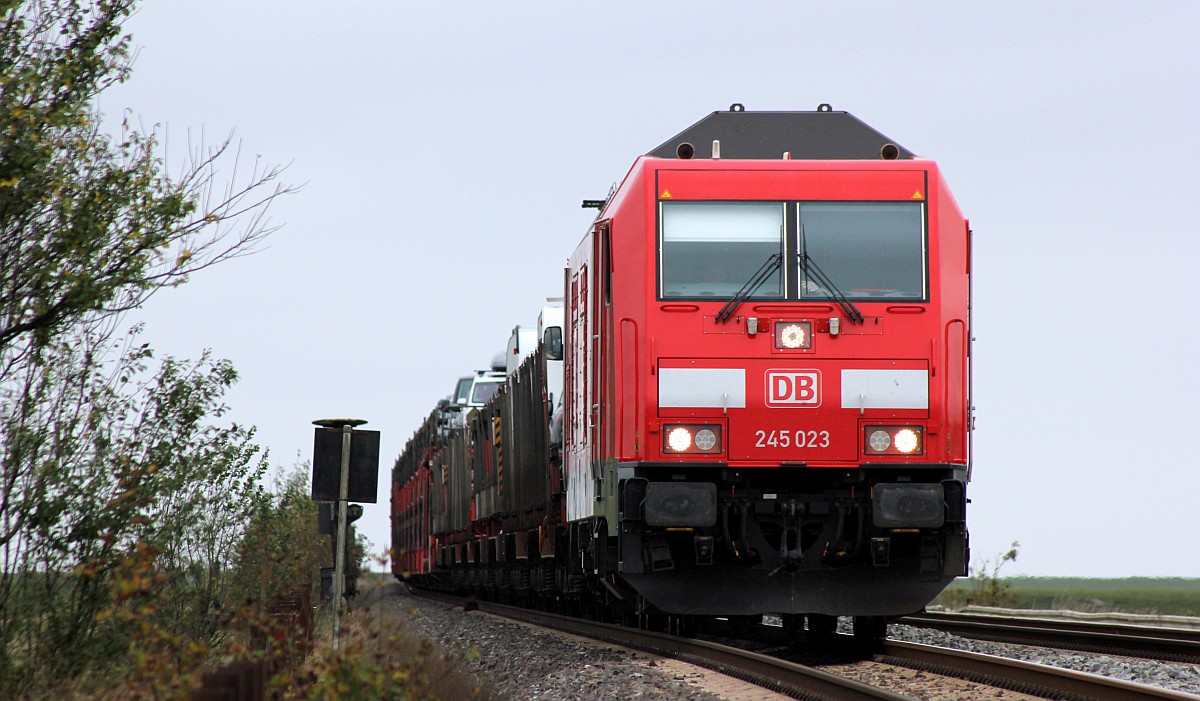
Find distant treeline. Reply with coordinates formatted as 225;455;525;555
939;577;1200;616
990;577;1200;592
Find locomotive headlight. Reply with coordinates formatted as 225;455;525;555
893;429;919;454
864;426;924;456
663;424;723;454
667;427;693;452
774;321;813;350
780;324;807;348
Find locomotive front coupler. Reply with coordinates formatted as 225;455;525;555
770;499;805;574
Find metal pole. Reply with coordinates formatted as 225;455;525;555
312;416;367;653
332;423;352;651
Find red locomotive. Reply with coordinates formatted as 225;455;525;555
393;104;971;640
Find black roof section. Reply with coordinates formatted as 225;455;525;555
648;104;914;161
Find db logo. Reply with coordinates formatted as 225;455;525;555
765;370;821;407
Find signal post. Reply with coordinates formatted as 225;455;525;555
311;418;379;650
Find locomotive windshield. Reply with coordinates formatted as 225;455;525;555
799;203;925;300
660;202;784;299
659;201;926;301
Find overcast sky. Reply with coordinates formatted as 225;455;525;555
103;1;1200;578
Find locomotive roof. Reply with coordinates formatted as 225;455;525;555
648;104;915;161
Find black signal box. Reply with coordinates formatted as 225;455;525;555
311;428;380;503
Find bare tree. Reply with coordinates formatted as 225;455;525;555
0;1;294;692
0;0;293;361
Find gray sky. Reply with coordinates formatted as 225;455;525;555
106;1;1200;578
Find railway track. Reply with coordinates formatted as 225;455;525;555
414;589;907;700
410;589;1198;700
898;611;1200;664
879;639;1197;701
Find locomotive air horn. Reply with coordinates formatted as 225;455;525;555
676;142;695;159
880;143;900;160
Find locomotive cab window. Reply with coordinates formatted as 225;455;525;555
660;202;784;299
800;203;926;300
658;200;926;301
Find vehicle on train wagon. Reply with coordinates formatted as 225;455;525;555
392;367;502;578
392;304;563;580
394;104;972;640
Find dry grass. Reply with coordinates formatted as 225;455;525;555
274;577;499;700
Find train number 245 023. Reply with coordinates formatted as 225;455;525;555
754;429;830;448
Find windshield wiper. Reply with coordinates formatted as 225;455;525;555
715;253;781;324
801;251;864;325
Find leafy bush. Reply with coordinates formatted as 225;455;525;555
232;468;328;610
0;326;270;694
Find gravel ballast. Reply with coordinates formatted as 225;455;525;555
356;578;1200;700
886;623;1200;696
357;581;759;700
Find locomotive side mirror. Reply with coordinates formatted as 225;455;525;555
544;326;563;360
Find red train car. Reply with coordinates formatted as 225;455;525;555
391;407;446;578
395;105;971;639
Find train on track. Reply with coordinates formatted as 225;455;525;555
392;104;972;640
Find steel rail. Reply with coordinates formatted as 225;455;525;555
411;590;913;701
880;639;1200;701
406;588;1197;700
898;612;1200;664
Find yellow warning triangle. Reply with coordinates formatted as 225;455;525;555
661;189;672;199
911;190;924;199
